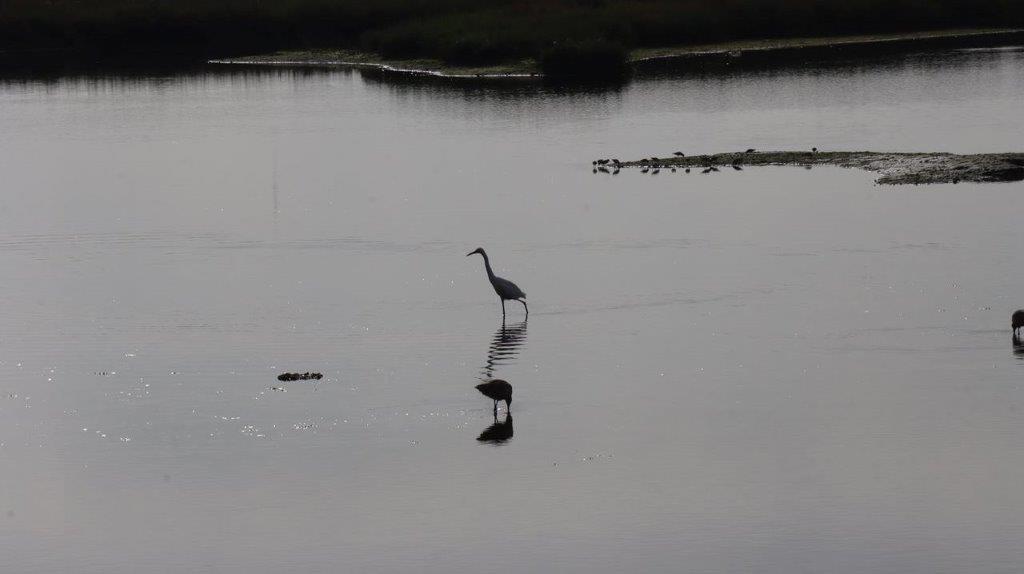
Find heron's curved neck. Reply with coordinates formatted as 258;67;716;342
479;252;495;279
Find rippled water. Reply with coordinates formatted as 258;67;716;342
2;46;1024;573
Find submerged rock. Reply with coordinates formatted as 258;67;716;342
611;151;1024;185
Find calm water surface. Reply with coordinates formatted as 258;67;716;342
2;47;1024;573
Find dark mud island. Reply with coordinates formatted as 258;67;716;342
605;151;1024;185
277;372;323;381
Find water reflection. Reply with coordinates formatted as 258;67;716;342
1014;338;1024;358
477;414;514;444
481;320;527;380
474;321;526;445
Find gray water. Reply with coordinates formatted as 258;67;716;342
2;47;1024;573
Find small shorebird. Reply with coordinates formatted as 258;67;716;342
674;151;685;157
476;379;512;414
1013;309;1024;340
745;148;755;153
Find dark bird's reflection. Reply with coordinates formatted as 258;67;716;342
475;320;526;445
1013;339;1024;358
481;320;527;380
477;414;514;444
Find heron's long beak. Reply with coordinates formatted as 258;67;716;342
466;251;475;256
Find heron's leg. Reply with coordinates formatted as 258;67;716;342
519;299;528;317
493;400;498;415
501;299;506;319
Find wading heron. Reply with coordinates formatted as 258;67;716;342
467;248;528;319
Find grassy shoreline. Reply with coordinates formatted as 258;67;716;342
3;0;1024;76
210;28;1024;79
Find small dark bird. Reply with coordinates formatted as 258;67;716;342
702;168;712;174
685;168;691;173
652;168;660;174
671;168;677;172
812;147;818;153
477;414;513;443
612;159;620;164
612;169;620;175
592;161;597;166
476;379;512;414
641;167;650;173
597;159;609;165
1013;309;1024;340
745;148;755;153
674;151;685;157
732;165;743;171
467;248;527;319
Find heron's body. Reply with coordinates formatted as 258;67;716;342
1013;309;1024;340
467;248;528;319
476;379;513;414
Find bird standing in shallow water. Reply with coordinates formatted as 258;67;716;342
467;248;528;319
1013;309;1024;341
476;379;512;414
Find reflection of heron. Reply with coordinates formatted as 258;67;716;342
481;320;527;380
467;248;528;319
477;413;513;443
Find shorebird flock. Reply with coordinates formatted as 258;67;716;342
593;147;774;174
591;147;820;176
